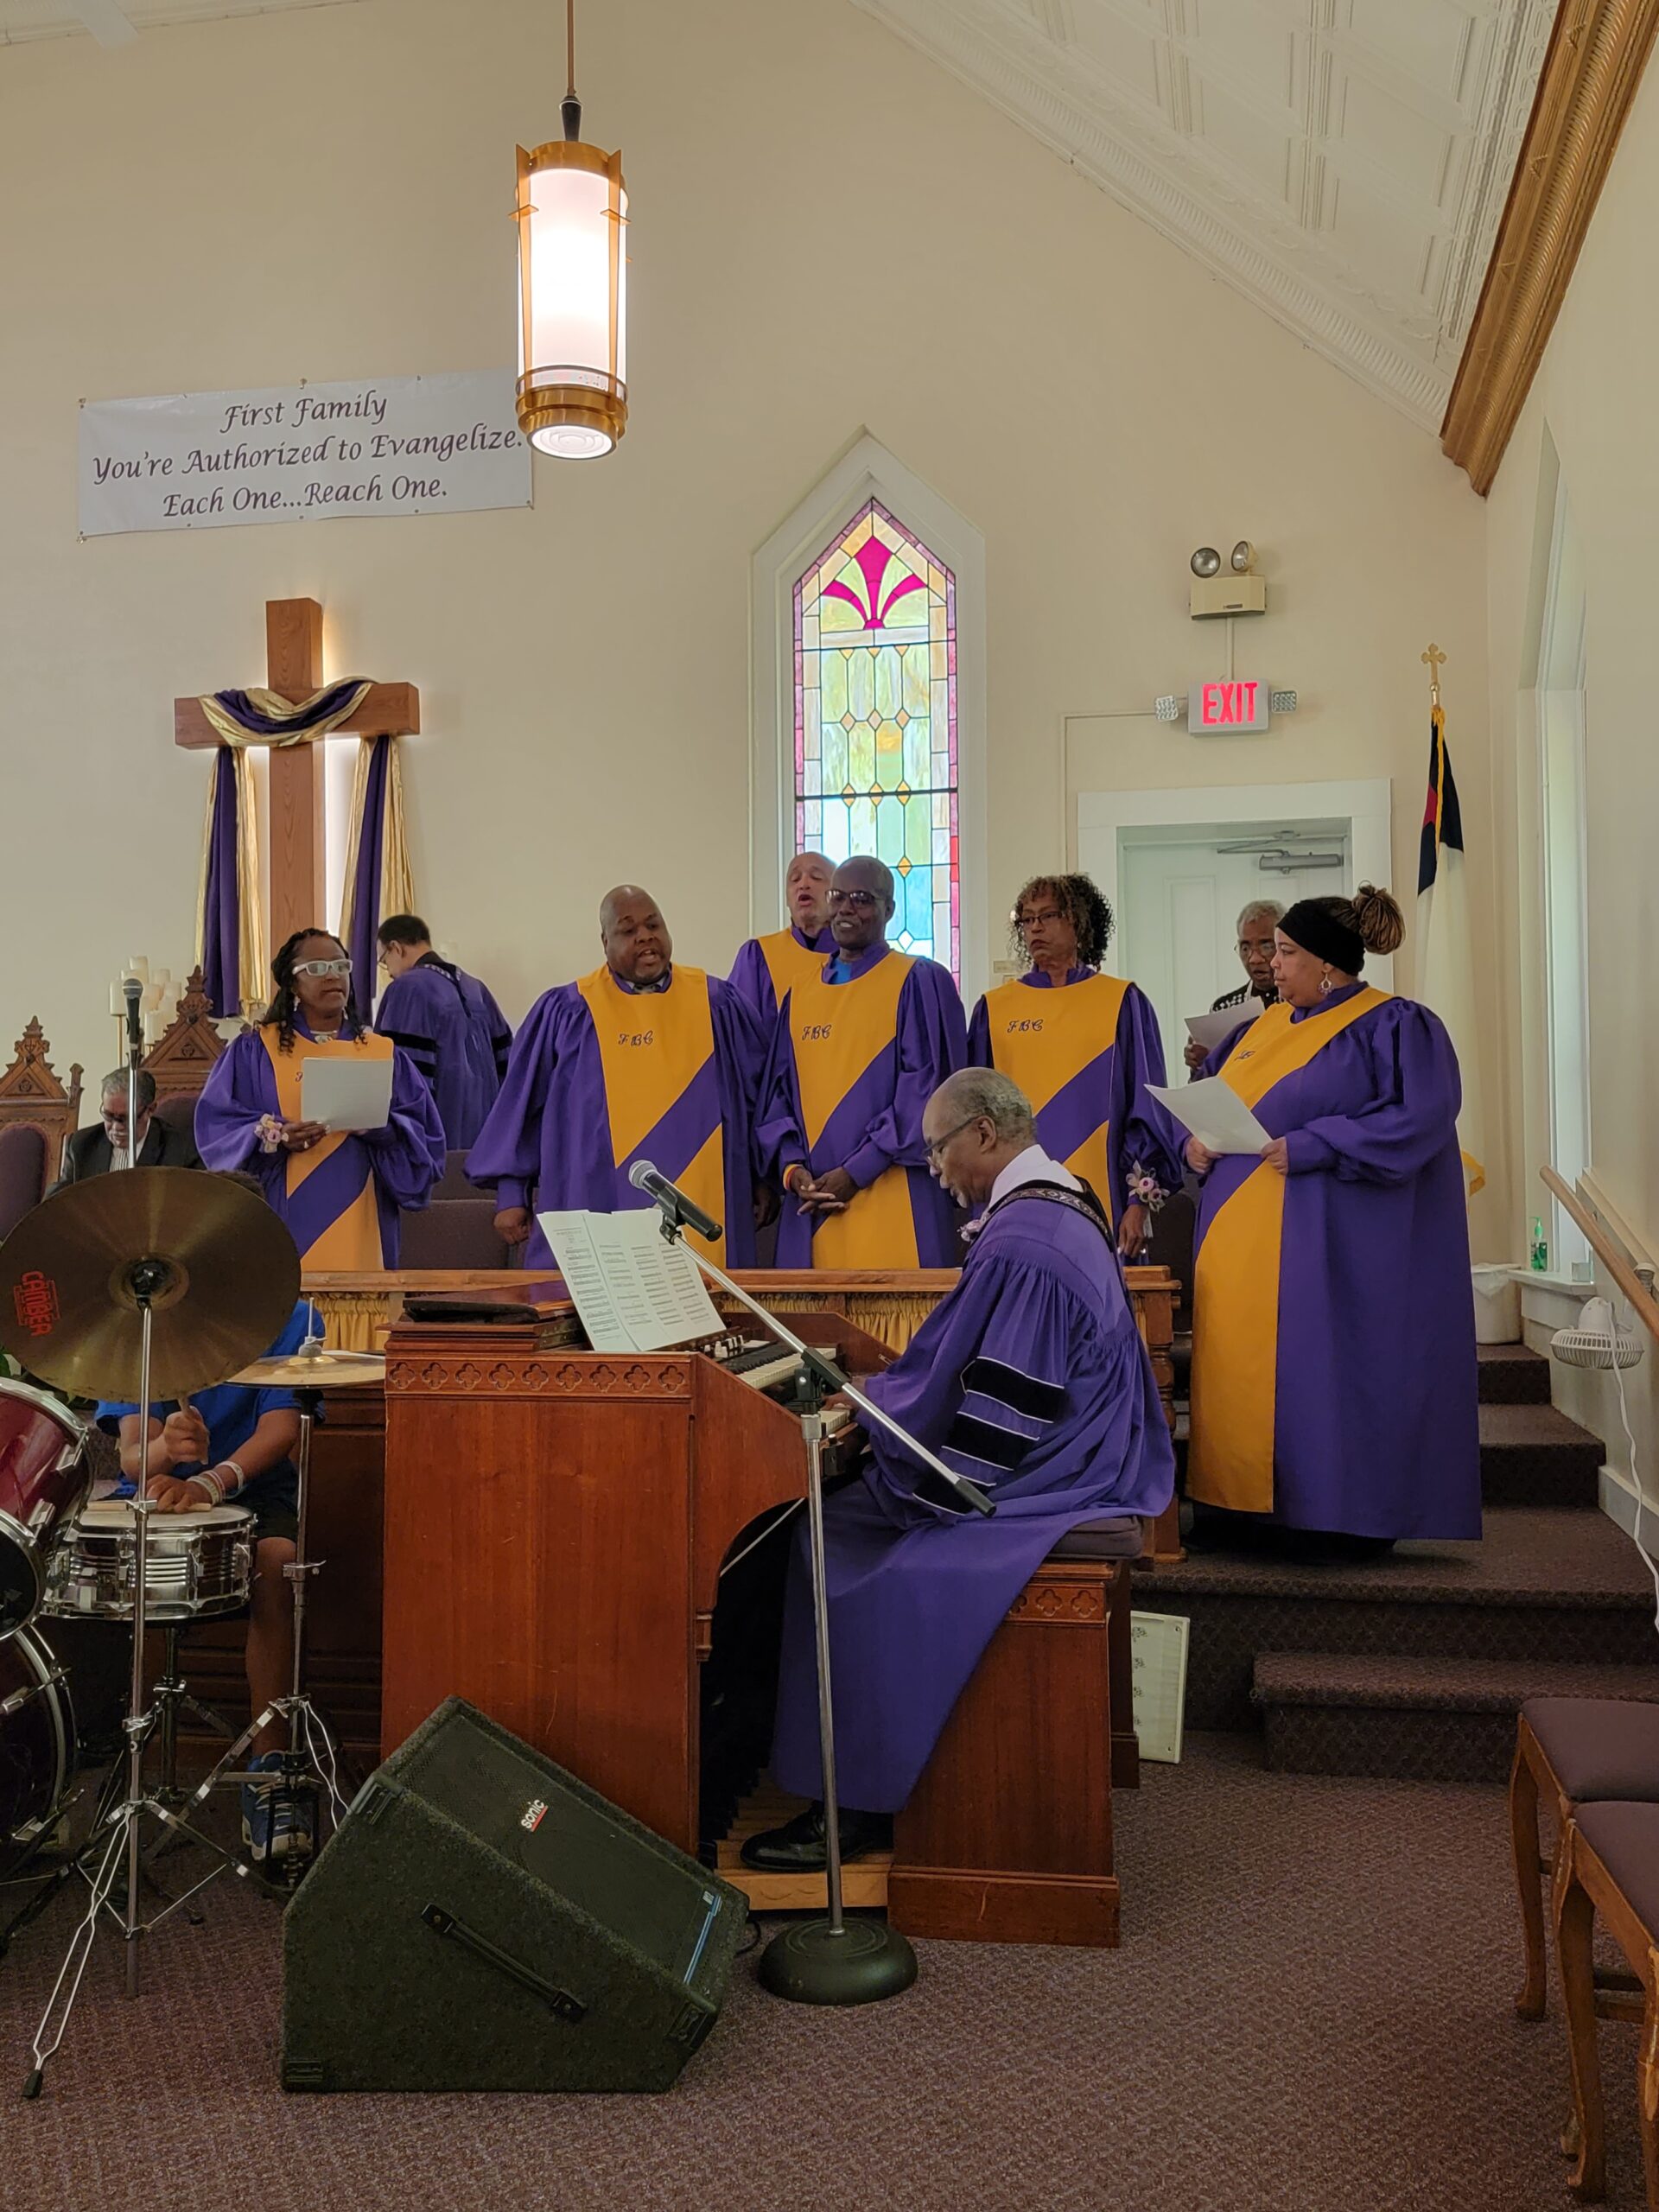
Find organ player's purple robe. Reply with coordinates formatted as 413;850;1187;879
373;954;512;1151
770;1181;1175;1812
466;965;769;1274
756;944;967;1269
1177;985;1480;1540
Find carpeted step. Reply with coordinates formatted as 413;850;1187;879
1480;1401;1604;1507
1478;1342;1552;1404
1251;1649;1659;1783
1135;1506;1659;1731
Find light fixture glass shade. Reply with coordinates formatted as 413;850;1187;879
1190;546;1220;577
516;138;628;459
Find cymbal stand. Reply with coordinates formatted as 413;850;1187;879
183;1375;349;1886
22;1285;250;2102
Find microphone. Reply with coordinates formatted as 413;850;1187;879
627;1160;722;1243
123;977;143;1057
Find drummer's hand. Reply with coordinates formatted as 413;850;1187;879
278;1119;328;1154
493;1206;531;1247
145;1474;202;1513
160;1407;210;1466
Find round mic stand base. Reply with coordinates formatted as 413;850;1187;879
758;1914;918;2007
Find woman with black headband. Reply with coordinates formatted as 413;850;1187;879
1176;885;1479;1554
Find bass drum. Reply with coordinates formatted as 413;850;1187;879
0;1626;75;1879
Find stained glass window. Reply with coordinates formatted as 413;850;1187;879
793;499;959;976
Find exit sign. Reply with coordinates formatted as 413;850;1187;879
1188;680;1269;734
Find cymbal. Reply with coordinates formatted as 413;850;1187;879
0;1167;301;1402
232;1347;385;1388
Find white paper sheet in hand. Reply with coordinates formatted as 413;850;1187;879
1185;1005;1260;1055
298;1055;394;1133
1147;1077;1269;1155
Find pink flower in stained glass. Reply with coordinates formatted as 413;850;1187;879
823;536;927;630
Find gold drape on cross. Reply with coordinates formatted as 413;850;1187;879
194;746;268;1015
337;736;415;953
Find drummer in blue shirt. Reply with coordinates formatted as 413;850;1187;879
97;1185;316;1863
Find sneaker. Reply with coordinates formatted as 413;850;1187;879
241;1751;317;1866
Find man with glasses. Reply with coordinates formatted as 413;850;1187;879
53;1068;201;1187
757;855;967;1268
1184;899;1284;1071
743;1067;1174;1872
372;914;514;1150
468;885;771;1272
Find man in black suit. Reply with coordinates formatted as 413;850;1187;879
53;1070;202;1188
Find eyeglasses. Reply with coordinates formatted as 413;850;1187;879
924;1116;982;1163
292;959;352;979
1016;908;1065;930
828;888;881;910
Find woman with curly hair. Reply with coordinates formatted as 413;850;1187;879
968;871;1179;1256
1179;887;1478;1547
196;926;446;1268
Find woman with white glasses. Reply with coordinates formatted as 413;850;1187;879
196;926;445;1267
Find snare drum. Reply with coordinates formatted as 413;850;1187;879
0;1625;76;1878
42;1501;255;1624
0;1380;90;1639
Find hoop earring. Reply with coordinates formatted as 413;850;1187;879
1319;971;1333;997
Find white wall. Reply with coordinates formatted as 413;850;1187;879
0;0;1491;1149
1485;54;1659;1489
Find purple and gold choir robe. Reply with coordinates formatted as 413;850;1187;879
373;954;512;1152
727;923;837;1028
1181;984;1479;1540
969;967;1180;1222
770;1180;1175;1811
466;963;769;1274
758;943;967;1269
195;1022;446;1269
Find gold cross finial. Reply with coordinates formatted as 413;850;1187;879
1421;642;1446;708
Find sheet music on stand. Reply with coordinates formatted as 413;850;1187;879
537;1209;726;1353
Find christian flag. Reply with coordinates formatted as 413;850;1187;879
1417;706;1485;1197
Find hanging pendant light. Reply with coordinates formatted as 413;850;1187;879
514;0;628;460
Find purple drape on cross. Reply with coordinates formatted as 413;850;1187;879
345;736;391;995
200;749;241;1020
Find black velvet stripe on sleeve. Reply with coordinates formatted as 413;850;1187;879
961;1357;1065;1423
944;1413;1028;1471
382;1028;438;1073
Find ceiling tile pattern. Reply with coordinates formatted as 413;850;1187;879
852;0;1561;425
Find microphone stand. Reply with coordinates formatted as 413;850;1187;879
646;1191;992;2008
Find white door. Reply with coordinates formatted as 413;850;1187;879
1106;827;1351;1070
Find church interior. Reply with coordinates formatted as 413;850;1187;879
3;0;1659;2205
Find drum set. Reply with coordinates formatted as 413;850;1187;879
0;1163;382;2095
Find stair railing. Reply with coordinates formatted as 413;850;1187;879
1541;1166;1659;1346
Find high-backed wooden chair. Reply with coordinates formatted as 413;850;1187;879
142;965;227;1104
1511;1697;1659;2018
1554;1801;1659;2206
0;1020;81;1224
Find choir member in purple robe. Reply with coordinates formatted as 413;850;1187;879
757;855;968;1268
372;913;513;1150
195;928;446;1270
466;886;772;1273
727;852;838;1027
969;870;1180;1254
743;1068;1174;1868
1176;886;1480;1552
1183;899;1283;1071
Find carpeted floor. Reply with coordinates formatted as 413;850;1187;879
0;1734;1641;2212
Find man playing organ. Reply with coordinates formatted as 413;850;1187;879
467;885;772;1271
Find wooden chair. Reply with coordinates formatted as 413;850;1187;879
1554;1801;1659;2205
0;1019;81;1210
1511;1697;1659;2018
142;965;227;1103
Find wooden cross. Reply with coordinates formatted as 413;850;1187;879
174;597;420;950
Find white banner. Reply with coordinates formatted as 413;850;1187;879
78;371;531;537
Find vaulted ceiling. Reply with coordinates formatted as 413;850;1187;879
0;0;363;44
851;0;1560;428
